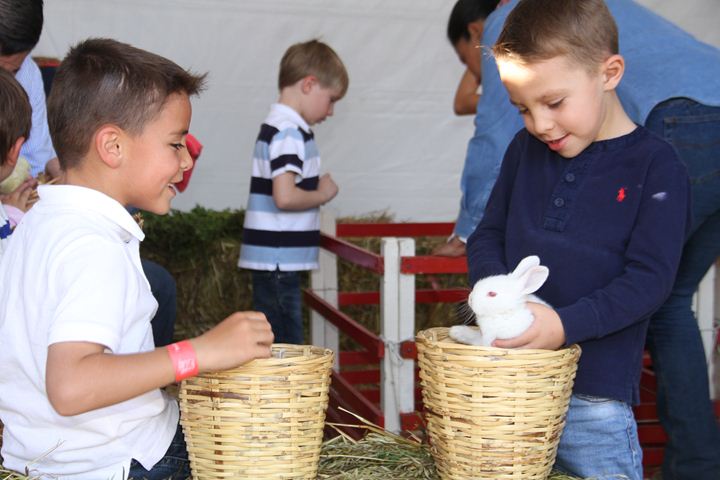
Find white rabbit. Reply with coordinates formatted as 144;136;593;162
449;255;549;347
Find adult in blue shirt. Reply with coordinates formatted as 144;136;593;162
445;1;720;478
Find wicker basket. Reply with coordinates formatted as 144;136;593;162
179;344;334;479
416;327;581;480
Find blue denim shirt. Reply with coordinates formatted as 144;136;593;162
455;0;720;239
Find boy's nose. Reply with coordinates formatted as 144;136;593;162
181;147;194;171
533;114;555;134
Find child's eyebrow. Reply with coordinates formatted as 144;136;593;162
539;90;566;101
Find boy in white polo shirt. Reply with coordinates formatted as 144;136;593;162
238;39;348;344
0;38;274;479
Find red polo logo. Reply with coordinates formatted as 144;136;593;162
616;187;627;202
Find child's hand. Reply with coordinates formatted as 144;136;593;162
318;173;339;204
1;177;38;212
192;311;274;373
492;302;566;350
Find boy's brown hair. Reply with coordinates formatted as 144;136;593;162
48;38;206;170
278;39;349;97
0;67;31;164
493;0;618;72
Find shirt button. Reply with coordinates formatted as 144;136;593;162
554;197;565;207
565;173;575;182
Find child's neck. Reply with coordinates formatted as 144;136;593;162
596;91;636;141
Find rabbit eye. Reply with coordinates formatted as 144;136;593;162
487;291;497;297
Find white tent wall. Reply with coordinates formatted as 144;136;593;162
35;0;719;221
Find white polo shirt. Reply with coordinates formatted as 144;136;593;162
0;185;178;479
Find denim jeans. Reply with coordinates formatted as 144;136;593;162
554;394;643;480
128;422;190;480
644;98;720;480
142;258;178;347
251;269;304;344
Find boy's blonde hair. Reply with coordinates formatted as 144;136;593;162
279;39;349;97
0;68;31;164
493;0;618;73
48;38;206;170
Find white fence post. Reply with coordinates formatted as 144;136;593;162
397;238;417;419
381;238;401;433
310;209;339;369
380;237;416;433
695;262;718;399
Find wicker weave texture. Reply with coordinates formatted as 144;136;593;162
416;327;581;480
179;344;334;479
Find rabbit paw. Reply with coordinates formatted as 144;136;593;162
448;325;485;345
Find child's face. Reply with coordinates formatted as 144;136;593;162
121;92;193;214
497;55;611;159
302;82;342;126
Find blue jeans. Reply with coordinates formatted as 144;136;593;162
644;98;720;480
251;269;304;344
128;422;189;480
554;394;643;480
142;258;178;347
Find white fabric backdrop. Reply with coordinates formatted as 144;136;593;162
35;0;719;221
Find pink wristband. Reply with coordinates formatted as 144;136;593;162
167;340;199;382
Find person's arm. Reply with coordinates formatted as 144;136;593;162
16;57;58;178
453;7;525;241
46;311;273;416
465;135;525;285
0;177;37;215
453;69;481;116
272;171;337;210
42;236;273;416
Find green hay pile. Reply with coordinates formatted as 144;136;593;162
318;433;584;480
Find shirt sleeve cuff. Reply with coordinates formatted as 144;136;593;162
556;299;600;346
455;208;479;240
3;204;25;228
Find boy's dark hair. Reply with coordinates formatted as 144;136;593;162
278;39;349;98
0;67;31;164
447;0;501;45
0;0;44;56
48;38;206;170
493;0;618;72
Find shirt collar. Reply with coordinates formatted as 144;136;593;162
268;103;311;134
37;185;145;242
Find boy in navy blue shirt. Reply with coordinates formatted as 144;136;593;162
466;0;690;478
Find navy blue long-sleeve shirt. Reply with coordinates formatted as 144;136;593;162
467;126;691;404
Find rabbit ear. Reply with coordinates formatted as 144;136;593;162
517;265;549;295
511;256;540;278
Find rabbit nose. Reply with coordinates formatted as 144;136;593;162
487;291;497;297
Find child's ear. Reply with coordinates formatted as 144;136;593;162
5;136;25;168
301;75;318;94
95;125;124;168
467;20;484;45
602;54;625;90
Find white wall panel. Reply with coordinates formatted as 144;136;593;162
35;0;719;221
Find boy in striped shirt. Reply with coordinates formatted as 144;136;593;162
239;39;348;344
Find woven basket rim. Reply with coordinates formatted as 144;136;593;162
416;327;581;357
201;343;333;373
